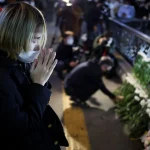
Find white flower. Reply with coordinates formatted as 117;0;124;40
147;99;150;103
140;100;146;107
144;95;148;99
147;103;150;108
135;89;139;94
139;91;146;98
139;93;144;98
134;96;140;101
146;109;150;114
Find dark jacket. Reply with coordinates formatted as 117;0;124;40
58;5;83;37
86;5;101;31
56;42;76;66
64;61;115;101
0;51;69;150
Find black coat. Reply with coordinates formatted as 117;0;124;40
0;51;69;150
56;42;76;66
64;61;115;101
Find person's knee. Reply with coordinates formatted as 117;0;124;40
55;61;65;71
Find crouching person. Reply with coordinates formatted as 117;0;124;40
64;56;123;106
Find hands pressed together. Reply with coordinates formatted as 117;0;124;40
30;48;57;86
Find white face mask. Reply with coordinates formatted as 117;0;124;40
66;36;74;46
18;50;40;63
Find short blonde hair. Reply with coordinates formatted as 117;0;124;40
0;2;47;59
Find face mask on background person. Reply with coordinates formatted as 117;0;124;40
18;50;40;63
66;36;74;46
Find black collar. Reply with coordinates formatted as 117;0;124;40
0;50;30;71
0;50;18;69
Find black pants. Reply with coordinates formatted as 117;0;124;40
64;86;90;102
55;61;72;80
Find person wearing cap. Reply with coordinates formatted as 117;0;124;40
55;31;79;80
64;56;123;105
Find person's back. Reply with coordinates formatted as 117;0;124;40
64;57;123;104
64;61;102;101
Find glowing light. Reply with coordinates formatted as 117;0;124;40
66;3;72;6
62;0;69;3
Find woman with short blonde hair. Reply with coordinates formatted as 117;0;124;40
0;2;47;59
0;2;68;150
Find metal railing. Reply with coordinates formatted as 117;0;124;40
116;18;150;35
108;18;150;65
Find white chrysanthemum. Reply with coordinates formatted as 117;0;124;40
144;95;148;99
139;91;147;98
139;93;144;98
147;103;150;108
134;96;140;101
140;100;146;107
135;89;139;94
146;109;150;114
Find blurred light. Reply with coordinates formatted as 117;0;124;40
66;3;72;6
62;0;69;3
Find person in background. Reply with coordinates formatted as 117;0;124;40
57;1;83;41
86;0;105;44
64;56;123;106
55;31;79;81
34;0;46;14
0;0;7;11
134;0;149;19
18;0;35;6
86;0;110;49
0;2;68;150
117;0;136;19
92;32;113;55
144;0;150;19
106;0;121;18
92;33;122;81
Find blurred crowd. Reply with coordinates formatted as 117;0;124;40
0;0;149;106
0;0;149;20
53;0;150;106
54;0;127;106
